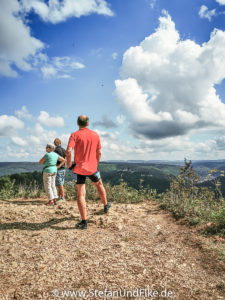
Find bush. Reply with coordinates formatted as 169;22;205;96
211;203;225;229
0;176;16;199
156;159;225;236
0;175;44;200
64;178;152;204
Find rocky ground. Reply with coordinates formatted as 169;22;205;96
0;197;225;300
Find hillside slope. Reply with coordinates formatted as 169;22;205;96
0;198;225;300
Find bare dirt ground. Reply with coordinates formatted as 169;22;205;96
0;197;225;300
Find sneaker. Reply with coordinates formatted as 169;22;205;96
104;202;111;213
75;220;87;230
57;198;65;203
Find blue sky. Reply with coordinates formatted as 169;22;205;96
1;0;225;161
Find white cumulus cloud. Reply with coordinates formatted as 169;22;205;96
216;0;225;5
0;0;44;77
8;149;30;158
11;136;28;146
0;115;24;137
115;11;225;140
0;0;111;78
15;106;32;119
38;111;65;127
41;56;85;79
41;65;57;79
199;5;216;21
21;0;114;23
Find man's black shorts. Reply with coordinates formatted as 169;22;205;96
73;171;101;184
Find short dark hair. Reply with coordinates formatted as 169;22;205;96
54;138;61;146
77;115;89;127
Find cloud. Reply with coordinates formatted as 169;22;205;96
149;0;157;9
0;0;108;78
28;123;57;145
95;130;137;160
112;52;118;60
115;11;225;140
11;136;28;146
41;56;85;79
7;148;30;158
216;0;225;5
38;111;65;127
91;48;104;58
92;115;117;129
15;106;32;119
21;0;114;24
96;130;119;141
53;57;85;70
0;115;24;137
41;65;57;79
116;115;126;124
0;0;44;77
199;5;216;21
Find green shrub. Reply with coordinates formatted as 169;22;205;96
64;178;151;203
0;176;16;199
0;175;44;200
155;159;225;236
211;203;225;228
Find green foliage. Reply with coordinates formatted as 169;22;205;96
101;170;171;193
0;176;16;199
0;172;44;199
0;161;180;194
65;181;76;200
98;163;117;172
1;161;225;237
64;178;153;204
0;162;42;177
156;159;225;236
211;203;225;228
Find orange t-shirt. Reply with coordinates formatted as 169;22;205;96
67;128;101;175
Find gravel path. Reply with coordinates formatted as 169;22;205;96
0;198;225;300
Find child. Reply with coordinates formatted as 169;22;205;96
39;143;66;206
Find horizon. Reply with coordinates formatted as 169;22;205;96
1;0;225;162
1;159;225;164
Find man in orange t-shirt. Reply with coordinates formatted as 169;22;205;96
66;115;111;229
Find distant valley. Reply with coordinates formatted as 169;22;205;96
1;160;225;194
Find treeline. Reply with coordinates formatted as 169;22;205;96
0;171;43;188
100;171;171;193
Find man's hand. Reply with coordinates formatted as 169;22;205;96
68;162;76;170
96;148;101;165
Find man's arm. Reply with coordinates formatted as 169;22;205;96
66;146;72;168
96;148;101;165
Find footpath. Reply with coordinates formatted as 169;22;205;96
0;198;225;300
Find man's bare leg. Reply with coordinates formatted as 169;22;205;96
58;185;64;198
93;179;107;206
76;184;87;220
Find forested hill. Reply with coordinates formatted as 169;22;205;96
1;160;225;194
0;161;181;194
1;160;225;178
0;162;42;177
